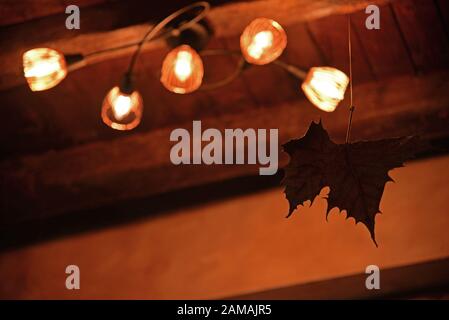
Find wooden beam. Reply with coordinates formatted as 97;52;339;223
0;0;108;27
0;0;197;90
0;0;390;91
208;0;391;37
1;155;449;298
1;71;449;225
391;0;449;72
231;257;449;299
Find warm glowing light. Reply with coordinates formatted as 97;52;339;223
240;18;287;65
113;95;133;120
301;67;349;112
247;31;273;59
23;48;67;91
161;45;204;94
101;86;143;130
174;51;193;81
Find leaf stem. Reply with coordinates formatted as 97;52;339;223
345;15;354;144
345;105;355;144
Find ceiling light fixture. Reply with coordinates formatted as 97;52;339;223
302;67;350;112
22;1;349;130
240;18;287;65
101;74;144;131
23;48;68;91
161;44;204;94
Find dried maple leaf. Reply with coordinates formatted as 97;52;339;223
282;120;424;245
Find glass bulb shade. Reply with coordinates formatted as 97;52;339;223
23;48;67;91
101;86;143;131
301;67;349;112
160;45;204;94
240;18;287;65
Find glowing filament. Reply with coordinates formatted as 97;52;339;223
247;31;273;59
160;45;204;94
23;48;67;91
174;51;194;81
301;67;349;112
240;18;287;65
101;86;143;131
112;94;133;120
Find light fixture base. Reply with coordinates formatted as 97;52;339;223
166;18;213;52
119;73;134;95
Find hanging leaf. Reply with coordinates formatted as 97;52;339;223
282;120;425;245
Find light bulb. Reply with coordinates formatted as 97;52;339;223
240;18;287;65
113;95;133;120
301;67;349;112
23;48;67;91
160;45;204;94
247;31;273;60
174;51;193;81
101;86;143;130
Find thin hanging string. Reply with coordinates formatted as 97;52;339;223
345;16;355;144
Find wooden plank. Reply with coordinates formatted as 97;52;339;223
0;155;449;299
0;40;259;158
0;0;390;91
231;257;449;299
0;0;228;91
200;37;257;114
0;47;165;159
208;0;390;38
437;0;449;33
308;13;376;83
223;35;299;107
391;0;449;73
350;4;415;78
1;71;449;225
0;20;337;159
283;23;326;70
0;0;108;27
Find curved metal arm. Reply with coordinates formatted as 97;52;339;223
273;59;307;80
199;49;247;91
63;1;310;93
198;50;309;91
127;1;210;75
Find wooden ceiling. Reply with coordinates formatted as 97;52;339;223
1;0;449;246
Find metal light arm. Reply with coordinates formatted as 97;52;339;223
62;1;308;92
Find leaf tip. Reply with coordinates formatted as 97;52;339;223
286;205;296;218
366;220;378;247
